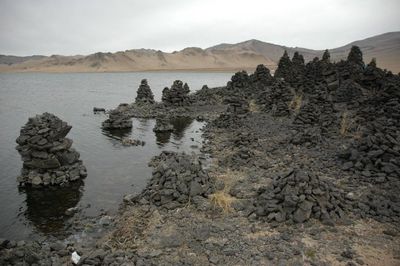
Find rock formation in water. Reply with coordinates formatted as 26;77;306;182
135;79;155;104
102;103;133;129
15;112;87;186
162;80;191;106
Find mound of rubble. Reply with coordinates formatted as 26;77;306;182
135;79;155;104
102;103;132;129
162;80;191;106
340;85;400;180
255;169;347;224
140;151;215;209
15;112;87;186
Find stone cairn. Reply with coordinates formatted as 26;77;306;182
15;113;87;186
140;151;215;209
135;79;155;104
340;85;400;180
162;80;191;106
257;80;293;117
212;96;249;129
102;103;132;129
255;169;347;224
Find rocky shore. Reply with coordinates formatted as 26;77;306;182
2;46;400;265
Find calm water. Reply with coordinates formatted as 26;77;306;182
0;72;233;240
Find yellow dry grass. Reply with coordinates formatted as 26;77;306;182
289;92;303;113
340;111;354;136
209;191;235;213
249;99;261;113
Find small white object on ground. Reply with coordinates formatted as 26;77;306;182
71;251;81;265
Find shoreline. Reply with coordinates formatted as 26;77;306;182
1;49;400;265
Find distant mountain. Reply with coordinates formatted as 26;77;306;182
1;32;399;73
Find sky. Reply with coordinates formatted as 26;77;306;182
0;0;399;56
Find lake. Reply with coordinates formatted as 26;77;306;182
0;72;233;240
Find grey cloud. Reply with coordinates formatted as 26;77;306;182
0;0;399;56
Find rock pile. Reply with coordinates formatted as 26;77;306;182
257;81;293;117
135;79;155;104
226;71;251;93
274;50;292;82
334;80;364;103
15;113;87;186
293;94;337;134
162;80;191;106
102;104;132;129
140;151;215;209
255;169;347;224
224;96;249;115
250;64;274;91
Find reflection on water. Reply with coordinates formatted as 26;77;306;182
19;181;83;235
155;116;194;146
102;127;132;142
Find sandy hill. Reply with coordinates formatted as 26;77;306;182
0;32;399;73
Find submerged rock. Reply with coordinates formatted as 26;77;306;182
15;112;87;186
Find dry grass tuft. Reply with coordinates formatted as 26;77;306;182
249;100;260;113
289;92;303;113
340;111;354;136
209;191;235;213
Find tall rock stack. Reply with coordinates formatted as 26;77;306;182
102;103;133;129
250;64;274;92
226;71;252;95
274;50;292;82
257;81;293;117
135;79;155;104
162;80;191;106
15;113;87;186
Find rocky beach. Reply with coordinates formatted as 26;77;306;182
1;46;400;266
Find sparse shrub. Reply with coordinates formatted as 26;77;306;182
209;191;234;213
305;248;316;259
249;99;260;113
340;111;352;136
289;92;303;113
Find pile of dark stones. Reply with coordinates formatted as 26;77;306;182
15;112;87;186
255;169;347;224
334;80;364;104
211;96;249;129
226;71;251;94
140;151;215;209
102;103;132;129
250;64;274;92
135;79;155;104
257;81;294;117
340;86;400;180
162;80;191;106
224;96;249;115
293;95;337;133
190;85;222;105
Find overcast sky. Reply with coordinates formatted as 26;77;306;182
0;0;399;56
